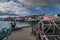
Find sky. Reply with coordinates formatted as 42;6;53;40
18;0;60;6
0;0;60;17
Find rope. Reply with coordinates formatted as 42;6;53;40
52;20;60;30
45;21;52;34
36;19;49;40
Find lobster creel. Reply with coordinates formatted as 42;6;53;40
32;19;60;40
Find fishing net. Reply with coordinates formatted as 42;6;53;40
0;26;12;40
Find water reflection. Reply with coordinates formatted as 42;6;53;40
0;21;38;28
16;22;31;27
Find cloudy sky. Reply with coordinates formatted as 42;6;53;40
18;0;60;6
0;0;60;17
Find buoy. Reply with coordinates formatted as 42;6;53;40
44;15;52;20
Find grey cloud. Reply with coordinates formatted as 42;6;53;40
0;1;31;17
18;0;60;7
0;0;10;2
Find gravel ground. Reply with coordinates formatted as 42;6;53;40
7;27;36;40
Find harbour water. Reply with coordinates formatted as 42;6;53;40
0;21;38;28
